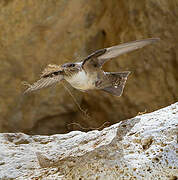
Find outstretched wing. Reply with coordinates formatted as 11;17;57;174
23;64;64;94
82;38;160;69
23;76;63;94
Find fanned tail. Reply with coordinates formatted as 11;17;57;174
102;71;130;96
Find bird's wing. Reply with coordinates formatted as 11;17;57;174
82;38;160;69
23;64;64;94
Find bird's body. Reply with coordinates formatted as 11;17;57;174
24;38;159;96
65;69;96;91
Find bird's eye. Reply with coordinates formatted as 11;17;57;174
62;63;75;68
53;72;59;75
69;64;75;67
93;63;97;67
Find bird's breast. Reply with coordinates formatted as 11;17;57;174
65;70;96;90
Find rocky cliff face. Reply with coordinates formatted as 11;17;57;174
0;103;177;179
0;0;177;134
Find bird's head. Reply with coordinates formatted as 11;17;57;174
61;63;76;69
61;62;81;76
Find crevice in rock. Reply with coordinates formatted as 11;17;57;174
25;112;78;135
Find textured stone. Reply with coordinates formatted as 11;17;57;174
0;103;177;179
0;0;178;134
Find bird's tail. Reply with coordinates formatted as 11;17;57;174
102;71;130;96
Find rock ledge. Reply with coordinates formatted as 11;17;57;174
0;103;177;179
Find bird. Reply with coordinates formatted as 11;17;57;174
23;38;159;96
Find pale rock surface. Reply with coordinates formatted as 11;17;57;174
0;103;177;180
0;0;178;134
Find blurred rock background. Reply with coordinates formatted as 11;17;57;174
0;0;177;134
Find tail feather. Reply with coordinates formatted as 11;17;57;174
102;71;130;96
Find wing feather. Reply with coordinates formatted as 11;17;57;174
82;38;160;68
23;64;64;94
23;76;63;94
98;38;159;61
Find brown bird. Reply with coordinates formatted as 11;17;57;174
24;38;159;96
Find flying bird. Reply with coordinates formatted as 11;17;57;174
24;38;159;96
